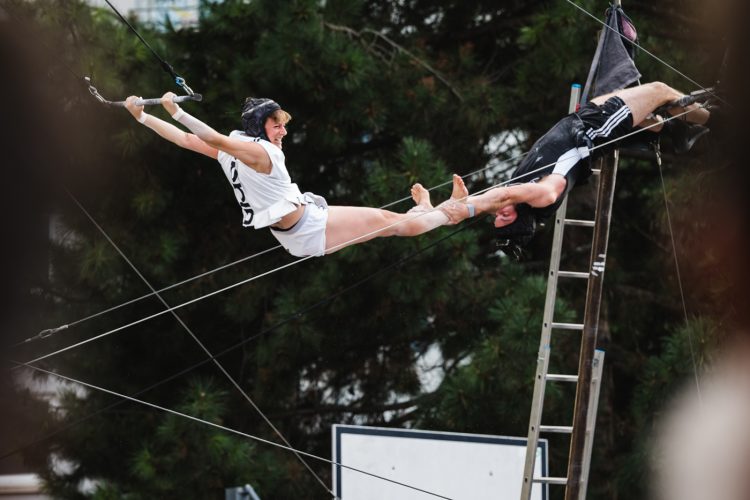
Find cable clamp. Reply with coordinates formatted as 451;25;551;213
85;77;107;104
652;138;662;167
38;324;69;340
175;76;195;97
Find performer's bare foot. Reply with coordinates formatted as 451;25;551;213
450;174;469;201
438;174;474;224
410;183;433;210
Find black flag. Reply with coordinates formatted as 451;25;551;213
581;5;642;102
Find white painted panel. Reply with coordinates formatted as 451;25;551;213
332;425;547;500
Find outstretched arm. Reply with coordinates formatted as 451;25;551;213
125;96;218;159
469;175;565;214
160;92;272;174
439;174;566;224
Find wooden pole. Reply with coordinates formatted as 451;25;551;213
564;152;618;500
565;2;621;497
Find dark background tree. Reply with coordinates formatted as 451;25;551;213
1;0;731;498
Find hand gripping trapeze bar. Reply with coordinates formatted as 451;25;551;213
85;77;203;107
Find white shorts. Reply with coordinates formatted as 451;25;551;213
269;193;328;257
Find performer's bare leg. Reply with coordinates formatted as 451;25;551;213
592;82;709;127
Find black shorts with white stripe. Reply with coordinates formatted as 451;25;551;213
578;96;634;149
508;96;634;222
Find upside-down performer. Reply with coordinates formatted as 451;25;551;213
125;94;465;257
439;81;717;255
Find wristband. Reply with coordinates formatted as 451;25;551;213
171;108;185;121
467;204;476;218
137;112;149;124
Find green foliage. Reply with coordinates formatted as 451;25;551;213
6;0;730;499
367;137;449;204
112;379;260;499
633;318;719;424
419;261;576;433
612;318;721;497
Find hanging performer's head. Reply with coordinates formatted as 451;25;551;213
241;98;291;149
494;203;538;259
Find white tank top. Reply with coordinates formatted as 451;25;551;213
216;131;306;229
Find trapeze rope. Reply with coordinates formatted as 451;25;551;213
14;362;453;500
26;101;707;348
24;152;528;345
33;0;725;345
10;200;483;493
1;221;477;464
17;106;705;369
14;0;720;351
64;189;332;495
11;1;714;493
99;0;195;95
1;10;435;492
7;7;521;343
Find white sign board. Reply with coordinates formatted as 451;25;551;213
332;425;548;500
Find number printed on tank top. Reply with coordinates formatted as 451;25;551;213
230;160;254;226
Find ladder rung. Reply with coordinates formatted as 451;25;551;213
551;322;584;331
534;477;568;485
564;219;595;227
558;270;589;279
591;169;601;175
540;425;573;434
546;374;578;383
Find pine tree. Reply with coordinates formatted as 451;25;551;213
2;0;730;499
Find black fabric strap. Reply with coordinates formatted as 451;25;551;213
101;0;190;93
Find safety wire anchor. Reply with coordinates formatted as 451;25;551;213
38;325;69;339
15;325;70;347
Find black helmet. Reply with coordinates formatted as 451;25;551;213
495;203;538;259
241;98;281;140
